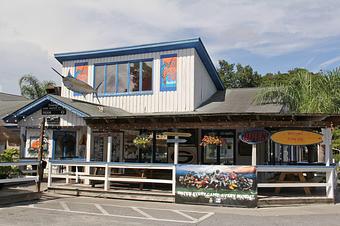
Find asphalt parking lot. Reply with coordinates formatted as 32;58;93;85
1;194;340;226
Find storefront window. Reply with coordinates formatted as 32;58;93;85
142;61;152;91
129;62;140;92
106;64;116;93
94;65;105;94
155;132;167;163
118;63;128;93
201;130;235;165
123;130;139;162
93;135;104;161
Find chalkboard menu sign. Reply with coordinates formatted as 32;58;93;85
42;103;66;115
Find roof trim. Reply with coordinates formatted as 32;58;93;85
3;95;89;123
54;38;224;90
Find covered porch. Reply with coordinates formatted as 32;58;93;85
47;112;338;206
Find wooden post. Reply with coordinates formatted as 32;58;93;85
322;128;332;166
19;127;26;158
107;136;112;163
172;165;176;195
37;117;45;192
326;168;335;200
104;163;109;191
47;161;52;188
252;144;257;166
104;136;112;191
174;136;179;165
85;126;92;184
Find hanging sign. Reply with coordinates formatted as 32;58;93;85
42;103;66;115
271;130;323;145
46;116;60;125
239;129;270;144
167;139;187;143
163;132;192;137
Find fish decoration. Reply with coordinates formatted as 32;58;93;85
51;67;102;104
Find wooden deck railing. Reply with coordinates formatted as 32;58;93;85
257;165;337;200
0;160;40;184
47;160;176;195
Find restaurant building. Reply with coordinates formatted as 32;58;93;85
3;38;338;207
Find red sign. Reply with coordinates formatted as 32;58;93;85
239;129;270;144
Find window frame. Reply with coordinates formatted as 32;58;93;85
93;58;154;97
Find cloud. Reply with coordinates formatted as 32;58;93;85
319;56;340;69
1;0;340;93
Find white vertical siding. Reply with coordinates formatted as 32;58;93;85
193;50;217;109
60;48;196;113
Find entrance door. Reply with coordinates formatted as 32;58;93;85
53;131;77;160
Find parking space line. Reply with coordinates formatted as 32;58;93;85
60;201;70;211
195;212;215;223
65;199;213;215
131;207;154;219
19;205;198;224
94;204;109;215
171;210;197;221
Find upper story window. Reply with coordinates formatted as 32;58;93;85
94;59;153;95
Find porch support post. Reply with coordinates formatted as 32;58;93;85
85;126;92;184
104;136;112;191
20;126;26;158
47;161;52;188
252;144;257;166
174;136;179;164
322;128;332;166
107;136;112;163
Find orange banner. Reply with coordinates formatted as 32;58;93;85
271;130;323;145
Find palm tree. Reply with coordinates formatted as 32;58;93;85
19;75;56;99
256;69;340;114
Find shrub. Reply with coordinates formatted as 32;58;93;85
0;148;20;179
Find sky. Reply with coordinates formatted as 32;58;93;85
1;0;340;95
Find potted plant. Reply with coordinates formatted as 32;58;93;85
200;135;222;160
133;135;152;162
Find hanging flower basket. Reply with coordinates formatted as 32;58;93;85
133;135;151;150
200;135;222;146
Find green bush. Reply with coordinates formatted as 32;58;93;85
0;148;20;179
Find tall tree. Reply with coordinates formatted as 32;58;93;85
217;60;261;89
19;75;56;99
256;69;340;113
260;68;312;86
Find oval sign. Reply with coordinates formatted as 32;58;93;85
271;130;323;145
239;129;270;144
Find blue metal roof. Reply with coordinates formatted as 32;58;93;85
54;38;224;90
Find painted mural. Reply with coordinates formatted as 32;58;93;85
176;165;257;207
74;63;88;82
73;63;88;96
160;55;177;91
